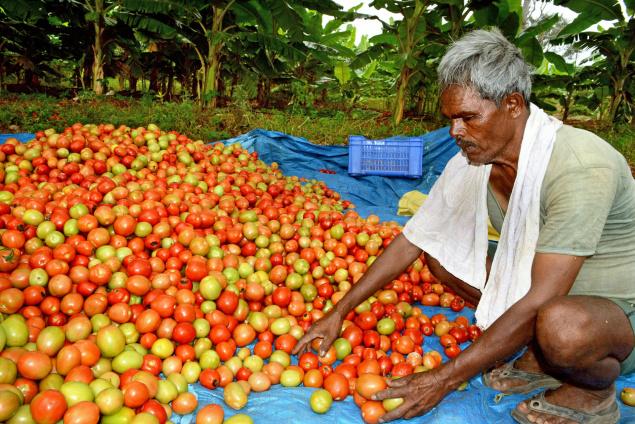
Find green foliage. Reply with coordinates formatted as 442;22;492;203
1;0;633;131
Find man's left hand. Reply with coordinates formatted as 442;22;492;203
373;368;452;422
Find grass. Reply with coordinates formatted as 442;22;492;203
0;93;632;168
0;93;436;145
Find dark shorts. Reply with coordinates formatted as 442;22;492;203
609;298;635;375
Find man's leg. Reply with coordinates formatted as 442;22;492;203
515;295;635;423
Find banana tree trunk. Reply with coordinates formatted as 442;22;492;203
562;87;574;122
257;79;271;108
393;67;412;125
166;72;173;99
201;5;229;108
91;0;105;95
608;77;625;124
129;76;137;93
229;74;238;100
204;54;221;108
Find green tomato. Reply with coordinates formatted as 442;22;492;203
151;338;174;359
36;221;56;239
333;338;351;360
270;318;290;336
193;318;210;338
0;391;21;422
329;224;344;240
167;373;188;394
60;381;94;407
269;351;290;368
101;406;135;424
285;273;303;290
63;219;79;236
22;209;44;226
199;350;220;369
134;222;152;237
39;373;63;391
44;231;65;248
6;404;32;424
96;325;126;358
1;316;28;348
280;369;302;387
0;357;17;384
224;414;254;424
293;259;310;275
310;389;333;414
95;387;124;416
181;361;201;384
377;318;396;335
382;397;405;412
154;380;178;404
29;268;49;287
95;245;117;262
111;350;143;374
69;203;89;219
300;284;317;302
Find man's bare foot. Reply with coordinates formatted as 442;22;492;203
486;347;549;392
515;383;616;424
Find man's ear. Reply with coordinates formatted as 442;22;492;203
504;93;526;118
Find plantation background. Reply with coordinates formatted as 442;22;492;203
0;0;633;166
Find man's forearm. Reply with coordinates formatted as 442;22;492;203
442;300;538;388
424;253;482;306
336;233;422;314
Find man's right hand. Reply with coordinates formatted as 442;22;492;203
292;309;344;357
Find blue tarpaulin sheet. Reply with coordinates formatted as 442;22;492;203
0;133;35;144
2;130;634;423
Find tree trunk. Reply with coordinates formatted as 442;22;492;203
118;74;125;92
562;87;573;122
393;67;412;125
149;66;159;93
166;72;174;99
191;73;198;99
608;77;625;124
91;0;105;95
257;78;271;108
204;51;221;107
129;76;137;93
0;61;4;93
200;5;229;108
229;73;239;100
217;75;225;106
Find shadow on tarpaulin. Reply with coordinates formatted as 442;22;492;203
1;129;634;423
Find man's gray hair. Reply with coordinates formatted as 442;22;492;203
438;28;532;106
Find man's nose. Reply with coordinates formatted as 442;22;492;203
449;119;465;139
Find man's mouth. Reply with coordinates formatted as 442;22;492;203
456;139;476;151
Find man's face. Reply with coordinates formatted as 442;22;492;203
440;85;515;165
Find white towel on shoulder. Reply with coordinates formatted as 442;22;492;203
403;104;562;329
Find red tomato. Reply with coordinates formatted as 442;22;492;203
30;390;67;424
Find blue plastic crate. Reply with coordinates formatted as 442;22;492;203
348;135;424;178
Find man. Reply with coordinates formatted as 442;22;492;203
293;28;635;423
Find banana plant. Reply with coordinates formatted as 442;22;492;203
554;0;634;123
353;0;562;125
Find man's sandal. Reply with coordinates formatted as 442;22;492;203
482;360;561;394
510;390;620;424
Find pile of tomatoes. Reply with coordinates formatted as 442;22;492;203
0;123;480;424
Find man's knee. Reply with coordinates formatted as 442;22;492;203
535;297;593;368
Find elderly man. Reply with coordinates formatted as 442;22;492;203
294;28;635;423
